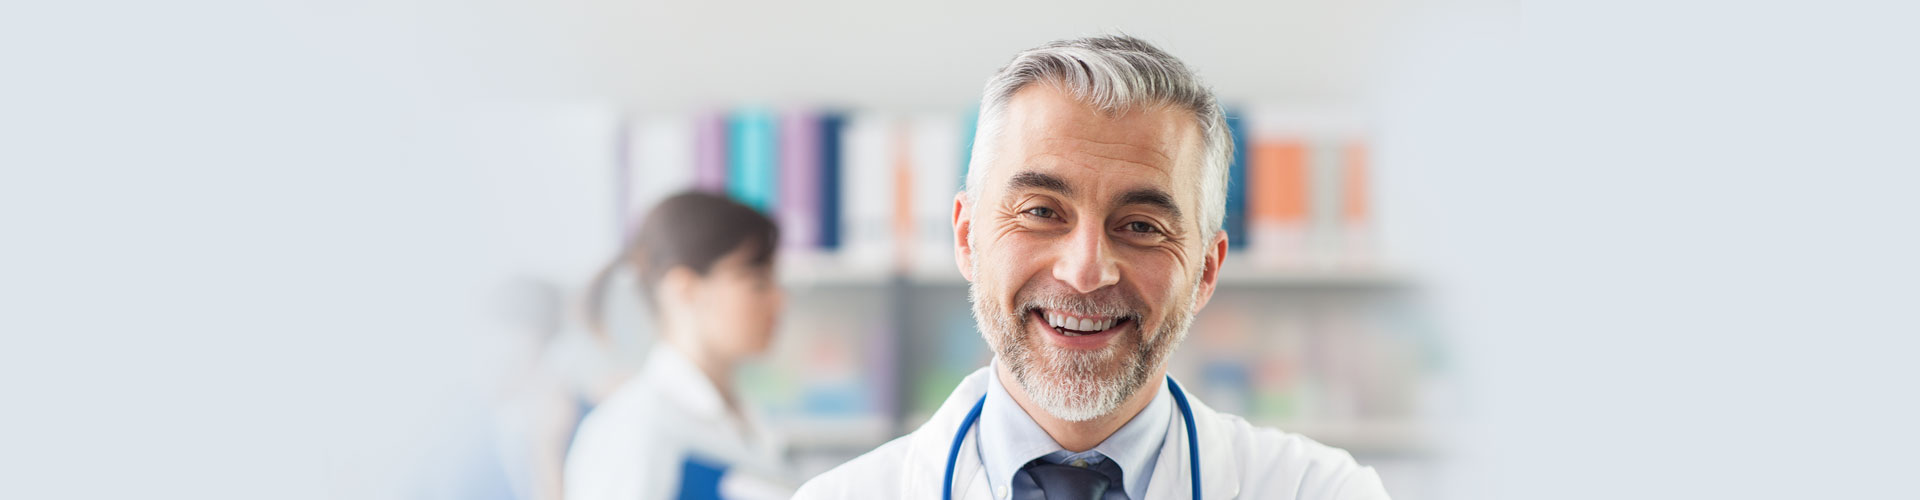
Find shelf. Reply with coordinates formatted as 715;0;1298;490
1252;418;1434;457
1213;267;1410;289
779;254;1410;290
778;265;895;288
769;414;898;450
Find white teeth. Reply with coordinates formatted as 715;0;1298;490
1043;310;1119;332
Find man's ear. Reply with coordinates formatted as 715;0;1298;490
953;191;975;282
1191;229;1229;313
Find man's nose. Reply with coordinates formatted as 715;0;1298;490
1052;219;1120;293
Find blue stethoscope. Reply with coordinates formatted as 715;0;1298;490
942;375;1203;500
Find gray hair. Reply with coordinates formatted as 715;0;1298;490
964;34;1233;240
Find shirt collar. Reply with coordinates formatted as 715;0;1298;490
977;360;1171;500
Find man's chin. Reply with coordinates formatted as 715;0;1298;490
1016;369;1129;422
1009;348;1138;420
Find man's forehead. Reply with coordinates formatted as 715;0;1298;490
1001;87;1201;166
992;86;1205;198
1007;153;1173;197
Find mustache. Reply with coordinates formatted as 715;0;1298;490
1015;285;1144;322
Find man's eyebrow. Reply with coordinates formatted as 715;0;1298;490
1007;171;1073;196
1115;188;1183;220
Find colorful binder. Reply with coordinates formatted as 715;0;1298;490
727;108;778;212
818;113;846;250
779;110;822;250
693;110;729;193
1248;136;1310;266
1224;112;1249;249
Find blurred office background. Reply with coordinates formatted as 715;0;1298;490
478;2;1452;497
5;0;1919;499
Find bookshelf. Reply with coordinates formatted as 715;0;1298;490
612;106;1447;474
779;254;1414;290
760;251;1438;466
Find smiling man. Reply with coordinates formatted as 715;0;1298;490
795;35;1389;500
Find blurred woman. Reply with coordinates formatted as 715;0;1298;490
564;192;792;500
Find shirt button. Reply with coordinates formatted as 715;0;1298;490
1071;459;1088;468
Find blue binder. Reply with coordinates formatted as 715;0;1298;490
1224;112;1249;249
818;112;846;250
676;455;730;500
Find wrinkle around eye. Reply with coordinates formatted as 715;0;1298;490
986;202;1043;241
1122;219;1165;234
1003;194;1070;224
1120;215;1186;241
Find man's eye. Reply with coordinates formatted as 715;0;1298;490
1023;207;1056;219
1125;221;1161;234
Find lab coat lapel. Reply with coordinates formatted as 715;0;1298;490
1190;387;1243;499
941;414;991;500
956;448;992;500
1144;377;1242;500
900;366;996;499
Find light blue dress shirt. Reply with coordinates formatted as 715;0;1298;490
977;361;1171;500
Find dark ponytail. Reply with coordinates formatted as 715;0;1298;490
583;191;779;343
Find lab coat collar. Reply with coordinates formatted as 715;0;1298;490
638;345;777;450
911;366;1241;500
641;345;730;419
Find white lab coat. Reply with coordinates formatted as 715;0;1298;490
794;367;1389;500
563;347;792;500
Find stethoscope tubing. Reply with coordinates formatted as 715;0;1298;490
942;375;1203;500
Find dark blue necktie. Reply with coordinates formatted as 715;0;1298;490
1022;460;1111;500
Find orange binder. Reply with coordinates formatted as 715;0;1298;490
1250;139;1310;225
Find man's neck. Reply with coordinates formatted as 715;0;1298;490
994;361;1165;453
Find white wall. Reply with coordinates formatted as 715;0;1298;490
440;0;1422;109
1378;2;1920;498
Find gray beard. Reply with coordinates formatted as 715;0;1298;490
969;267;1200;422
